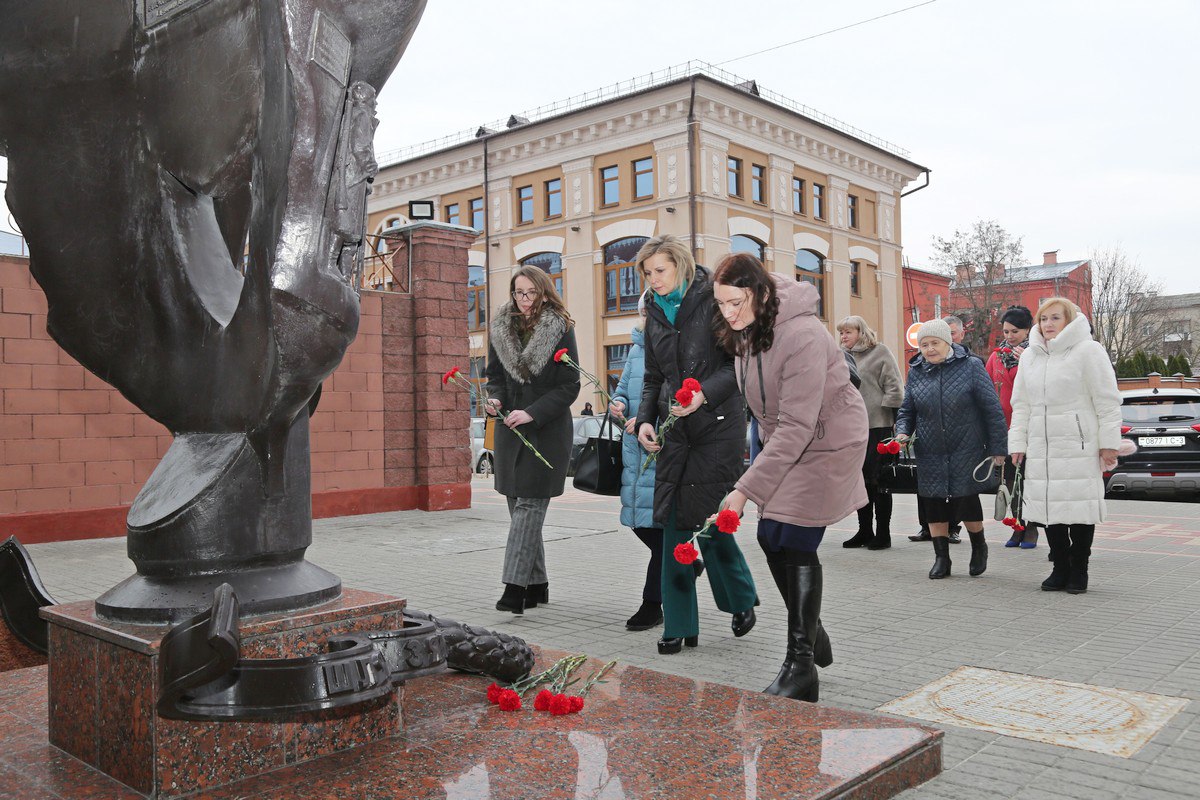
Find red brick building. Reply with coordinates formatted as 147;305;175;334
900;265;952;365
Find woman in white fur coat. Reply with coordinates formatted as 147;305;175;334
1009;298;1122;594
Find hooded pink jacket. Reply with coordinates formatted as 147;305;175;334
735;276;869;527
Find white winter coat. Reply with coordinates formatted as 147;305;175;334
1008;314;1122;525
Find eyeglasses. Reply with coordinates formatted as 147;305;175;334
511;290;540;301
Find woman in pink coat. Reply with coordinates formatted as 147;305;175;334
711;253;868;702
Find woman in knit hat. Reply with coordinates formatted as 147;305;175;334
895;319;1009;579
838;316;904;550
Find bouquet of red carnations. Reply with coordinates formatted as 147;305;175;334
641;378;701;473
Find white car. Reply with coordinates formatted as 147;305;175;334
469;418;493;474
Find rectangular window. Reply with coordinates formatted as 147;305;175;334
633;157;654;200
600;165;619;206
470;197;484;231
445;203;460;226
751;164;765;204
517;185;533;224
545;178;562;218
727;157;742;197
813;183;825;220
605;344;632;394
792;177;805;214
467;286;487;331
848;194;859;229
850;261;861;296
468;356;487;415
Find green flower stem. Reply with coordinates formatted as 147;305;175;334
577;660;618;698
445;373;555;470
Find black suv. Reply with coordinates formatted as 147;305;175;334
1106;387;1200;499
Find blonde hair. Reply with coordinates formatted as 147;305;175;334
1035;297;1078;332
836;315;879;349
634;234;696;294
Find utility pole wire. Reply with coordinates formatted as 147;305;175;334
715;0;939;67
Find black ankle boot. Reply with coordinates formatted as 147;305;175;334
968;530;988;576
929;537;951;579
1042;527;1070;590
526;583;548;608
731;608;756;637
657;635;698;654
764;564;822;702
626;602;663;631
495;583;526;614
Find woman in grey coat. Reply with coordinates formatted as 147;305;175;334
896;319;1008;579
838;315;904;550
485;266;580;614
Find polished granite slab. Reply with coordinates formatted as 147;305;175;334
0;648;942;799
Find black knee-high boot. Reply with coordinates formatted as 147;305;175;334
1066;525;1094;594
867;488;892;550
845;502;873;548
765;563;823;702
1042;525;1070;591
763;552;832;683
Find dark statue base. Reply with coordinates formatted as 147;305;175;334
42;588;411;798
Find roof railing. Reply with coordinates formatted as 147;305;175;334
375;60;910;167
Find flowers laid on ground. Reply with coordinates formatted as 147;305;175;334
673;508;741;564
553;348;620;420
876;433;915;455
441;366;554;469
486;654;617;716
641;378;702;472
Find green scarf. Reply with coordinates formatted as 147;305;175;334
653;285;686;325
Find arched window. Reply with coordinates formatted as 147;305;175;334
795;249;826;320
602;236;648;315
467;265;487;332
730;235;765;259
520;252;565;299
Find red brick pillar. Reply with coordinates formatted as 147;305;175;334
380;223;475;511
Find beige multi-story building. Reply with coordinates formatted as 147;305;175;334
365;64;928;410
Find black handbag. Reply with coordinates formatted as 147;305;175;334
877;444;918;494
572;413;623;496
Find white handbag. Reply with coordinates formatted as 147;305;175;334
973;458;1011;521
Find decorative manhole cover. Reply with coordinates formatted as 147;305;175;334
877;667;1188;757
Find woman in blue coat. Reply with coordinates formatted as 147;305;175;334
896;319;1008;580
609;297;665;631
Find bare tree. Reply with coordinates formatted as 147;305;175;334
931;220;1025;354
1089;245;1163;364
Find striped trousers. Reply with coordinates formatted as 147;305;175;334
501;496;551;586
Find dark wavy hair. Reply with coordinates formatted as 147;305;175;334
711;253;779;356
999;305;1034;331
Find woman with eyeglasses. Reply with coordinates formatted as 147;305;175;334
634;234;758;655
484;266;580;614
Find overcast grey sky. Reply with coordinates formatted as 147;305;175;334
3;0;1195;292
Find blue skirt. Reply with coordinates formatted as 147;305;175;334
757;517;826;553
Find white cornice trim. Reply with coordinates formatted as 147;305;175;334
848;245;880;265
728;216;772;244
513;236;566;261
468;250;487;267
794;232;831;257
595;218;657;247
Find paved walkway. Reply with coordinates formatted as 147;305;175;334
24;480;1200;800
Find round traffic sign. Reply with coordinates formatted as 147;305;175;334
905;322;923;348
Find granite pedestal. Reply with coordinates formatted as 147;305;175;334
39;589;408;798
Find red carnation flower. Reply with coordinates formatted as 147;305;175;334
875;443;888;454
887;441;903;454
441;366;461;385
534;689;553;712
674;388;694;407
568;696;585;713
497;689;522;712
486;682;503;704
715;509;741;534
682;378;701;393
549;693;573;716
554;348;569;362
1013;523;1025;532
673;542;700;565
1002;517;1015;527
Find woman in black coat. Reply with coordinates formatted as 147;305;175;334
895;319;1007;580
634;235;757;655
484;266;580;614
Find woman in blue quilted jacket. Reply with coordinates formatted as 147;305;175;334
896;319;1008;579
609;296;666;631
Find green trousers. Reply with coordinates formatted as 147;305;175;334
661;507;758;639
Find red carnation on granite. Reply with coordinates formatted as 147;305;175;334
569;696;585;713
534;689;553;712
673;542;700;565
715;509;740;534
441;366;461;385
497;689;522;712
486;682;503;704
549;693;573;716
682;377;701;393
554;347;569;363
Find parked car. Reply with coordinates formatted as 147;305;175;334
1105;388;1200;500
566;415;622;476
470;417;493;475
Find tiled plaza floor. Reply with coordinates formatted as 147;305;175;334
22;480;1200;800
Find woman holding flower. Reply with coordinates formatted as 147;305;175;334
633;235;758;655
712;253;867;702
485;266;580;614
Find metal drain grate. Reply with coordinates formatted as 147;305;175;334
877;667;1189;757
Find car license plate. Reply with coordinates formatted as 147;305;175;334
1139;436;1185;447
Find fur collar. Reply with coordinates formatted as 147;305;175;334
489;302;568;383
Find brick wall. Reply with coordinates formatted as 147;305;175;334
0;222;474;544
